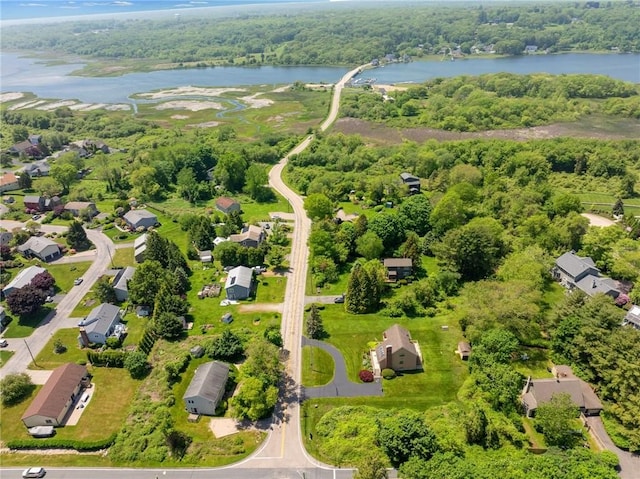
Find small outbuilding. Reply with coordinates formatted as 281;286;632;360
457;341;472;360
183;361;229;416
134;233;148;263
215;197;241;215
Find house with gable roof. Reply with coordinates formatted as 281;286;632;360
183;361;229;416
374;324;422;373
215;197;241;215
123;209;158;230
225;266;254;300
78;303;123;345
553;251;621;299
229;225;265;248
17;236;61;262
2;265;47;298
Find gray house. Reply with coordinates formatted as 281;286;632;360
183;361;229;416
229;225;265;248
400;172;421;193
123;209;158;230
17;236;61;262
383;258;413;282
79;303;123;345
2;265;46;298
64;201;98;218
553;251;621;299
113;266;136;302
225;266;254;300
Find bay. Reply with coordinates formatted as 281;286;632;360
1;52;639;106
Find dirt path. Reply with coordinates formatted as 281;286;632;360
238;303;283;313
581;213;616;227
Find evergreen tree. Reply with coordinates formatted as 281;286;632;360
94;276;117;304
18;173;32;190
354;213;368;237
346;262;368;313
400;232;423;274
67;220;89;249
612;198;624;217
306;303;325;339
153;281;188;318
361;259;386;312
154;312;184;340
172;266;190;295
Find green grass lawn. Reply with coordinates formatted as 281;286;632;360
1;306;54;338
522;417;547;449
307;261;353;296
302;346;334;387
112;247;135;268
31;328;86;369
47;262;92;293
0;350;15;366
255;275;287;303
512;347;553;379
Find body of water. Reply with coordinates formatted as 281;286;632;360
1;52;639;105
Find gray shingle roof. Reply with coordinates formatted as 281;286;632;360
555;251;598;279
575;275;620;297
522;376;603;412
226;266;253;290
17;236;59;255
113;266;135;292
124;209;157;225
84;303;121;336
183;361;229;402
2;265;46;293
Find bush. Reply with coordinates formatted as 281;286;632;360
381;368;396;379
359;370;374;382
53;339;67;354
0;373;34;406
105;337;122;349
6;433;116;451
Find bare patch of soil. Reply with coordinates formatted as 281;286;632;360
332;117;640;144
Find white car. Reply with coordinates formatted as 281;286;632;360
0;339;8;348
22;467;46;478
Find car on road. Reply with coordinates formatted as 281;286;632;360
22;467;46;478
334;294;345;304
73;278;83;285
31;214;41;220
0;339;8;348
45;295;54;303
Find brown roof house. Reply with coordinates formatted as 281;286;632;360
0;172;19;193
521;365;603;418
229;225;265;248
215;197;241;215
374;324;422;374
383;258;413;282
21;363;90;428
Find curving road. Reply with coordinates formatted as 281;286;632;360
0;220;116;380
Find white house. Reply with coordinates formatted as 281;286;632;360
123;209;158;230
113;266;136;302
225;266;254;300
183;361;229;416
2;265;47;298
21;363;89;428
79;303;123;345
134;233;147;263
17;236;61;262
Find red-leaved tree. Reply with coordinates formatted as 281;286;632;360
30;271;56;291
6;285;47;316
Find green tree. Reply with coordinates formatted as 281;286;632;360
346;262;368;314
176;167;200;203
398;194;432;236
354;450;389;479
400;232;422;273
153;281;188;318
241;339;282;386
207;330;244;360
304;193;334;221
129;260;168;305
124;350;150;379
50;162;78;194
0;372;34;406
18;173;32;190
67;220;89;249
612;198;624;217
356;231;384;260
535;393;580;448
471;329;520;367
154;312;184;340
306;303;325;339
231;376;278;421
267;245;286;269
377;410;439;467
263;325;283;347
94;276;117;304
368;213;406;251
244;163;269;200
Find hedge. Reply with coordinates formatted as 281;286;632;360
7;433;116;451
87;350;127;367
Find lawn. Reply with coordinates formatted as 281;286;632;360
112;247;135;268
47;262;92;293
307;261;353;296
31;328;87;369
254;275;287;303
302;345;334;387
1;306;55;338
522;417;547;449
0;350;15;366
512;347;553;379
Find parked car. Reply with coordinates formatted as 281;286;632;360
22;467;46;478
74;278;83;285
28;426;55;438
45;296;54;303
0;339;8;348
334;294;345;304
31;214;41;220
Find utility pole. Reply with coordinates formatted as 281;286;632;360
24;339;38;368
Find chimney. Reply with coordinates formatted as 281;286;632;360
79;327;90;347
592;279;597;288
386;346;392;366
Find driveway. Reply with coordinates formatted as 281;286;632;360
581;213;616;228
305;295;344;305
302;337;383;399
588;416;640;479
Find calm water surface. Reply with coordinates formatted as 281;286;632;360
1;52;639;105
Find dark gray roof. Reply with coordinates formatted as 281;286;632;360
24;195;43;204
226;266;253;290
384;258;412;268
124;209;157;225
522;376;603;412
400;172;420;183
575;275;620;297
555;251;598;279
183;361;229;402
85;303;121;336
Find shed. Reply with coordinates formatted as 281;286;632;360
190;345;205;358
215;197;241;215
221;312;233;324
457;341;472;360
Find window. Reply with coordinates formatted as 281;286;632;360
45;419;52;424
399;361;404;365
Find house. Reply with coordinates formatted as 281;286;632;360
21;363;90;428
24;195;46;212
0;172;19;193
17;236;61;262
215;197;241;215
21;160;51;177
383;258;413;282
521;366;603;417
375;324;421;372
553;251;621;299
199;250;213;263
134;233;147;263
64;201;98;218
44;196;62;211
113;266;136;302
457;341;472;360
123;209;158;230
8;140;45;159
623;304;640;330
229;225;265;248
524;45;538;54
2;265;46;298
78;303;123;345
183;361;229;416
225;266;254;300
0;230;13;245
400;172;421;193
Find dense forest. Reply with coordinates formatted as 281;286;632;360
2;2;640;69
342;73;640;131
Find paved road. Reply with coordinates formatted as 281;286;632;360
0;221;115;379
302;338;383;399
589;416;640;479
